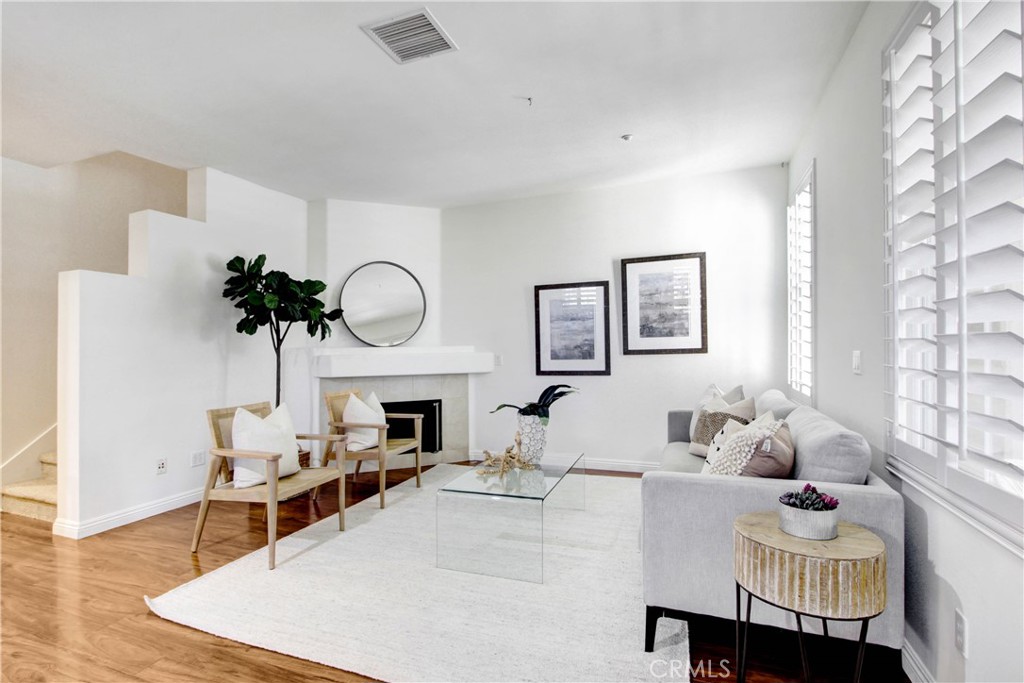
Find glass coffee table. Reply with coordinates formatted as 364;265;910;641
436;452;586;583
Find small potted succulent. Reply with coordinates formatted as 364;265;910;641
778;483;840;540
491;385;577;463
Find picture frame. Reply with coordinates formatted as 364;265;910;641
534;281;611;375
621;252;707;355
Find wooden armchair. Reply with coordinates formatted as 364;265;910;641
323;390;422;509
191;401;347;569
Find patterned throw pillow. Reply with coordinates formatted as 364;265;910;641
689;384;745;439
701;419;747;474
688;397;756;456
691;410;751;457
707;419;785;476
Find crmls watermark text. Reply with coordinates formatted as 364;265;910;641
649;658;732;679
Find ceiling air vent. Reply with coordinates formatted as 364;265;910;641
362;8;458;65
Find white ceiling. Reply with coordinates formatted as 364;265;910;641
2;2;867;208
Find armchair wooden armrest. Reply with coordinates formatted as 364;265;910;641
384;413;424;420
210;447;281;461
329;420;389;430
295;433;348;443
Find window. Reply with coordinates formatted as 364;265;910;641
883;0;1023;534
788;163;815;402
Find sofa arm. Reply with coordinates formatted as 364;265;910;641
667;410;693;443
641;471;904;648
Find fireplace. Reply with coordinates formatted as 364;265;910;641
382;399;442;453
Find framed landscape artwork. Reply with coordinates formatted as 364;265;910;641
621;253;707;354
534;281;611;375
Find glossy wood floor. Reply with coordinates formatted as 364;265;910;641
1;465;907;683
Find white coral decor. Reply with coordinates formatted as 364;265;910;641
517;414;547;464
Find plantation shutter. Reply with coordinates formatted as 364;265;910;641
788;164;815;401
883;0;1023;528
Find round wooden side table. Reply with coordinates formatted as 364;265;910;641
733;511;886;683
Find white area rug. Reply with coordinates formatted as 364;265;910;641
146;465;689;682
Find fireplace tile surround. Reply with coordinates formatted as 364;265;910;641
321;374;468;464
282;346;494;469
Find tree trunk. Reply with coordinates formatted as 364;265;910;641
275;347;282;407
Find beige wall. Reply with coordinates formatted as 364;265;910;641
2;152;186;473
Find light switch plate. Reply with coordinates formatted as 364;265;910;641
852;350;862;375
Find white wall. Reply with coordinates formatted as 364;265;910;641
55;169;308;538
788;3;1023;681
1;152;186;489
441;165;788;470
308;199;442;347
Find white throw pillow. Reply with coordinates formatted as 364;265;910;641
689;384;744;439
231;404;301;489
701;419;747;474
707;417;785;477
343;392;386;451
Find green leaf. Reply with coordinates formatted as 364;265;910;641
304;279;327;296
246;290;264;306
490;404;522;414
264;293;279;309
538;384;575;405
247;254;267;276
226;256;246;275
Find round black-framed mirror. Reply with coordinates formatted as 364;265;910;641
339;261;426;347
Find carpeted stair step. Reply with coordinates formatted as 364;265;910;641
1;478;57;523
40;452;57;482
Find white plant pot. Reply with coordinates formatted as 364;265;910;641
778;505;838;541
517;414;547;464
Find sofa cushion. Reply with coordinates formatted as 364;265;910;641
706;419;784;476
741;422;795;478
689;384;744;439
788;406;871;484
755;389;800;420
701;418;748;474
689;397;755;456
660;442;705;473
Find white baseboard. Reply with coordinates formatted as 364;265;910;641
52;487;203;540
902;638;935;683
467;451;659;474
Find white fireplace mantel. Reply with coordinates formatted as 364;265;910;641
282;346;494;459
308;345;494;378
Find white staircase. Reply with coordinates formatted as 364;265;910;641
1;452;57;522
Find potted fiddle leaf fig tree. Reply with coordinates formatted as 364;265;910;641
222;254;342;405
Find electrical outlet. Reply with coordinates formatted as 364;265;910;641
495;354;504;367
156;458;167;475
852;349;862;375
955;609;968;657
190;450;206;468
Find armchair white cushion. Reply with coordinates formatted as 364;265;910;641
231;403;300;488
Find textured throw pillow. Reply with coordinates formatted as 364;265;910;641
688;396;755;456
707;418;785;476
689;384;745;439
343;392;386;451
701;419;747;474
690;410;751;457
231;404;301;489
741;422;795;479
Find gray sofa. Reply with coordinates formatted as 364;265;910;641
642;389;904;651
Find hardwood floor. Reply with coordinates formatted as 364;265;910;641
1;465;907;683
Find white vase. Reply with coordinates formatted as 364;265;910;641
778;505;838;540
517;414;547;464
